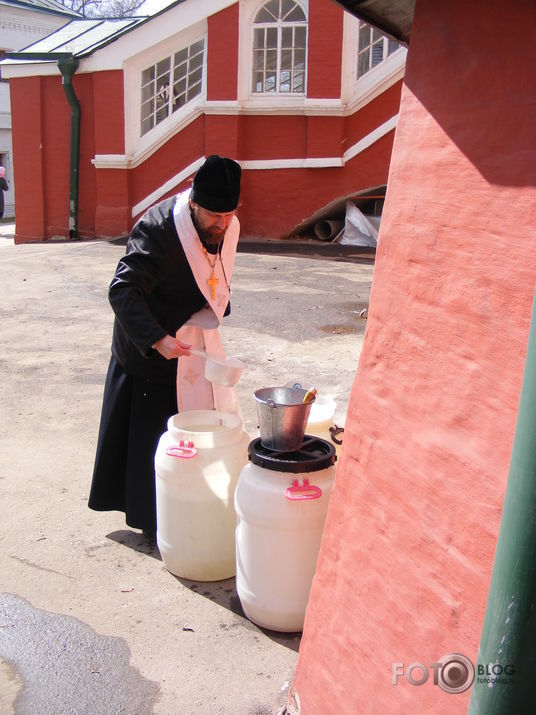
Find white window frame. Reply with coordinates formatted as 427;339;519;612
140;37;205;137
238;0;309;109
341;13;407;112
357;20;400;79
123;21;207;161
251;0;308;95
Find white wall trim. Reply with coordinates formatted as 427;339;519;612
125;112;398;219
241;157;343;169
343;113;398;163
130;156;205;218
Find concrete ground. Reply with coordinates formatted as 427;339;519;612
0;221;375;715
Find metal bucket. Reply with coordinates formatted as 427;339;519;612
254;386;315;451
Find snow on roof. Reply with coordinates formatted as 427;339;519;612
1;0;82;18
4;16;148;60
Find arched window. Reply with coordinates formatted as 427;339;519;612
252;0;307;94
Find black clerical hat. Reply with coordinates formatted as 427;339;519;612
191;155;241;212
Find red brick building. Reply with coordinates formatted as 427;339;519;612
1;0;405;243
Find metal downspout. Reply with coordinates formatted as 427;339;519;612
57;57;80;239
468;284;536;713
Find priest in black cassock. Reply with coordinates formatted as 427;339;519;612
89;155;242;539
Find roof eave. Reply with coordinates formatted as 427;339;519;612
332;0;415;46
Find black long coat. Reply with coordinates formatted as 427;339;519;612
109;196;209;382
89;195;228;534
0;177;8;218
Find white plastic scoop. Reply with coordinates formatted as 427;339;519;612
190;349;245;387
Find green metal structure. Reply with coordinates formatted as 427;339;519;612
468;286;536;713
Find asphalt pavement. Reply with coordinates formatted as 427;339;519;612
0;221;375;715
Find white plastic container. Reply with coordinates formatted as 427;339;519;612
155;410;250;581
306;395;344;454
235;437;336;632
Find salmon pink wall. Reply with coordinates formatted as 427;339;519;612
10;77;46;242
344;80;402;145
12;72;97;242
205;114;241;159
207;4;239;100
92;71;125;154
307;0;343;98
129;116;206;217
291;0;536;713
306;116;345;157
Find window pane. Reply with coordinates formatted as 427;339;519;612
156;77;170;98
173;77;186;97
155;104;169;124
189;52;203;71
372;28;383;42
295;26;306;47
281;0;294;17
292;70;305;92
371;40;384;67
155;89;168;109
255;0;278;22
174;61;187;80
359;24;370;51
266;49;277;71
156;58;170;76
265;72;276;91
253;71;264;92
141;115;154;135
266;27;277;47
253;49;265;70
294;48;305;70
142;66;154;85
281;27;293;49
255;7;274;23
388;38;399;55
187;82;202;101
280;69;290;92
173;93;186;111
285;6;306;22
140;98;153;121
189;39;204;56
174;48;187;65
253;28;265;49
358;49;370;76
141;83;153;102
189;67;202;86
280;49;292;70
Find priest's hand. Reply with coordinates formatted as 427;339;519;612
153;335;192;360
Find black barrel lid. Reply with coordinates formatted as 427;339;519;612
248;435;336;473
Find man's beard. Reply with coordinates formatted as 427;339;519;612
197;224;225;246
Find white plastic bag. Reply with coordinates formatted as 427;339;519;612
337;201;379;246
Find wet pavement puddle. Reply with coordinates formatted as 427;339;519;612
0;593;159;714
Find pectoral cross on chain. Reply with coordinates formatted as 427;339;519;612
207;271;219;301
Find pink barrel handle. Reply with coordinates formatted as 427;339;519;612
165;440;197;459
284;478;322;501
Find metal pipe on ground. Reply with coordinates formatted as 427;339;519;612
313;220;344;241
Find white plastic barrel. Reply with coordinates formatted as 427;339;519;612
306;395;344;454
235;437;336;632
155;410;250;581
